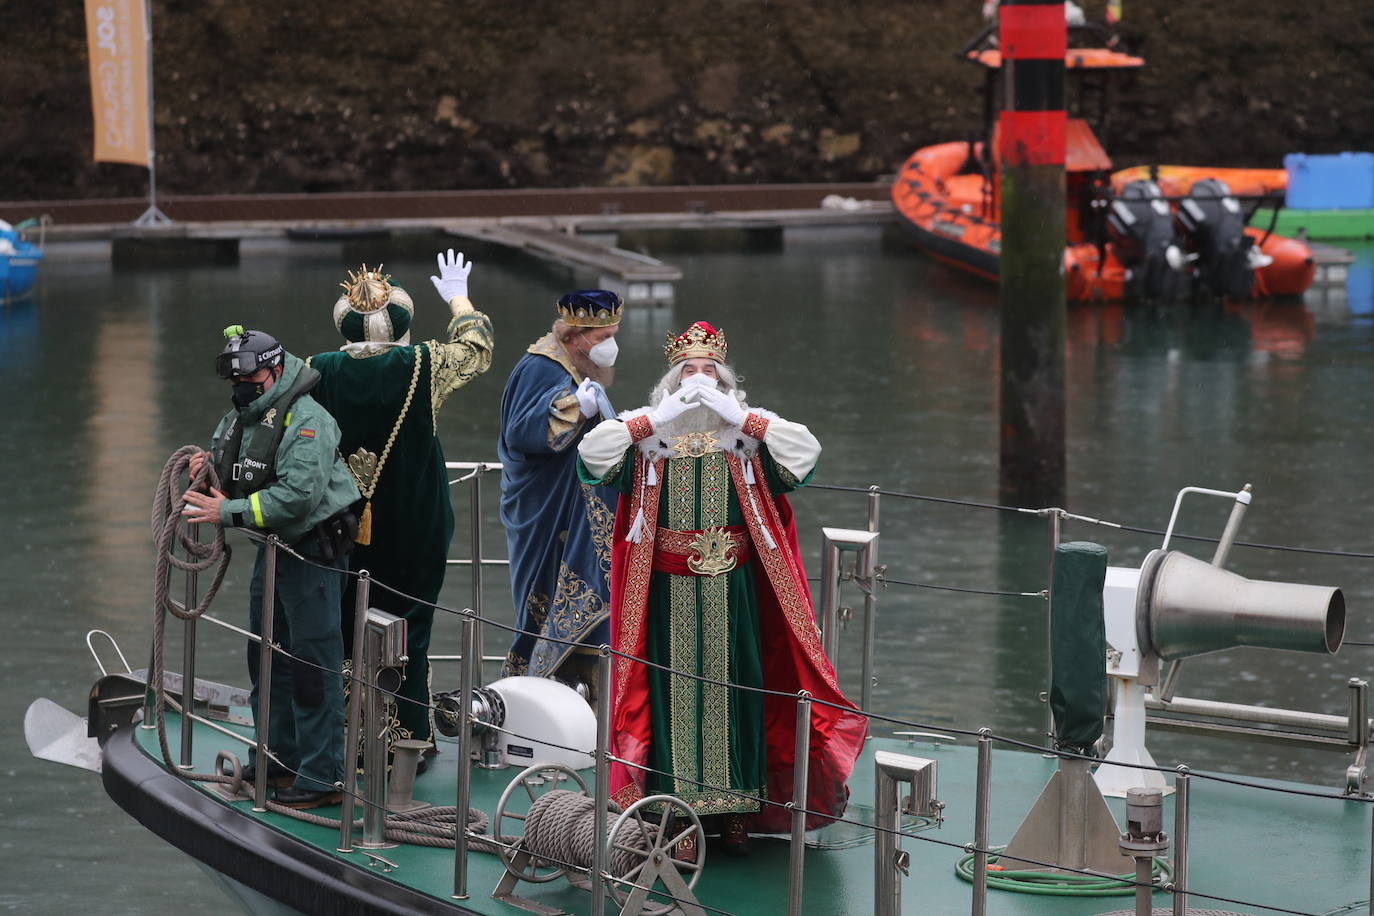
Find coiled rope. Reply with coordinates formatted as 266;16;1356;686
147;446;493;846
148;446;233;771
523;789;653;878
151;446;233;620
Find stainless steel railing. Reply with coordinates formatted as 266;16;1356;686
437;462;508;676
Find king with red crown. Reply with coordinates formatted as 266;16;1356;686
577;320;866;859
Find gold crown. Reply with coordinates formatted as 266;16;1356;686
556;292;624;328
664;321;728;365
340;263;392;313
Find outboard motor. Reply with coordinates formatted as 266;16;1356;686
1106;180;1185;300
1176;178;1255;300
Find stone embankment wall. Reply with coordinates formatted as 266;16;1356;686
3;0;1370;201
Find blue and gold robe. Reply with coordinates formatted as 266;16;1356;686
498;332;614;681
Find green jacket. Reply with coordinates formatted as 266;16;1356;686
210;353;360;545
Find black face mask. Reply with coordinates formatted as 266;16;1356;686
231;380;264;410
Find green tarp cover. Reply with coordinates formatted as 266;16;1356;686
1050;541;1108;754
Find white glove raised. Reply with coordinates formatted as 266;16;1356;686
695;386;747;427
646;387;701;428
575;378;600;419
430;249;472;302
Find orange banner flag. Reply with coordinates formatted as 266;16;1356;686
84;0;151;167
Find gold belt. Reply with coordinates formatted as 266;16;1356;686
654;525;751;577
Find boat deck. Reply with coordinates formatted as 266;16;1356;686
107;710;1372;916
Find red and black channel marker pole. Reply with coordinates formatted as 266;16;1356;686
997;0;1067;509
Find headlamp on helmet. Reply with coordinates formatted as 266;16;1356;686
215;325;285;379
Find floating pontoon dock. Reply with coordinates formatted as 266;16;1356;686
0;184;894;305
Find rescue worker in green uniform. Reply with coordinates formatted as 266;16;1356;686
184;326;361;809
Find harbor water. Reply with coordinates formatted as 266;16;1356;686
4;227;1373;913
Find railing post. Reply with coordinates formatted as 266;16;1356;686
1349;678;1370;796
1350;678;1369;747
591;647;613;915
818;535;842;663
469;465;486;682
338;571;371;853
1043;509;1061;744
359;610;404;850
788;691;813;916
873;751;938;916
179;522;200;769
1172;767;1191;916
971;728;992;916
452;610;477;899
253;536;280;813
874;752;900;916
818;528;880;686
861;486;881;714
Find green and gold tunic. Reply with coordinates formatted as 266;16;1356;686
586;436;806;815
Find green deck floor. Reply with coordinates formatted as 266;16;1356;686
133;713;1372;915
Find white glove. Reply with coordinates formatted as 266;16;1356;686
696;386;747;427
646;388;701;428
575;378;600;418
430;249;472;302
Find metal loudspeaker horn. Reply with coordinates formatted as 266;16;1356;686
1136;548;1346;661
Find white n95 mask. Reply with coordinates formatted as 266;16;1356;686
586;336;618;367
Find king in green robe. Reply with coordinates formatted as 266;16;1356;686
309;253;493;755
578;321;866;856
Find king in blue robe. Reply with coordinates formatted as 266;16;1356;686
498;290;622;695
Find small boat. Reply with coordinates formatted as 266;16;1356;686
892;29;1316;302
26;463;1374;916
0;217;47;302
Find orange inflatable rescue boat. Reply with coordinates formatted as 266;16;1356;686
892;39;1315;302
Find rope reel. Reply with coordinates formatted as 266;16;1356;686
492;764;706;916
494;763;594;883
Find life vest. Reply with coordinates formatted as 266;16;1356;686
212;372;318;499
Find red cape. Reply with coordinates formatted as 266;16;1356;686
608;450;867;831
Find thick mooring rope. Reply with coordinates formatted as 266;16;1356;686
523;789;654;878
151;445;233;621
148;446;233;772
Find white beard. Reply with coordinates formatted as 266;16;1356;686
645;373;750;442
649;384;753;441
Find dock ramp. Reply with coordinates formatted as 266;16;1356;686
446;221;681;305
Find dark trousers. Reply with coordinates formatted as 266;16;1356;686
247;542;345;792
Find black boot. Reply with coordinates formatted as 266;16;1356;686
273;785;343;809
240;764;293;788
721;814;750;857
668;815;699;864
